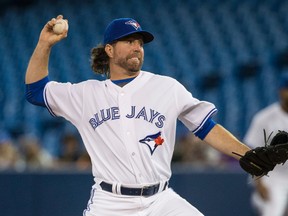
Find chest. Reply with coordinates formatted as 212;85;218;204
84;82;176;129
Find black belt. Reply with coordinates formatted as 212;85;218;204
100;181;168;197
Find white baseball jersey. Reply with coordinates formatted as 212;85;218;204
44;70;217;185
244;102;288;216
244;102;288;176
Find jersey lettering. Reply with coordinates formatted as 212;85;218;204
100;109;111;121
89;106;165;130
111;107;120;120
126;106;136;118
149;109;161;123
155;115;165;128
135;107;148;121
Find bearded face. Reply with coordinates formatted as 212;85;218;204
116;51;144;73
106;34;145;76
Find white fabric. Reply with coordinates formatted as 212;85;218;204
244;102;288;216
83;188;204;216
44;70;216;185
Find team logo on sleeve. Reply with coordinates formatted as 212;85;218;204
139;132;164;155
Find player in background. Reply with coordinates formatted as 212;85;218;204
244;74;288;216
25;15;251;216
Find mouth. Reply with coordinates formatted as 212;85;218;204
128;57;140;64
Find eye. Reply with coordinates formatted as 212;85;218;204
126;40;133;44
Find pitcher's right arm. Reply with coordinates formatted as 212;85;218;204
25;15;68;84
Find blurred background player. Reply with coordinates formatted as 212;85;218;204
244;73;288;216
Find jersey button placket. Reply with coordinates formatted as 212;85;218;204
118;90;140;178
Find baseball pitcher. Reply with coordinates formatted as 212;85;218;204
25;15;288;216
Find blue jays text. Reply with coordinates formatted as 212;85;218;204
89;106;166;129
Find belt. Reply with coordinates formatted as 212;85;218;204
100;181;168;197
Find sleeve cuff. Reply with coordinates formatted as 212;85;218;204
194;118;216;140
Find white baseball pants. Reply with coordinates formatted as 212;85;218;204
83;187;204;216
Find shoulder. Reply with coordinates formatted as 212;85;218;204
45;79;107;96
253;103;280;121
257;103;279;116
141;70;180;85
82;79;106;86
47;79;105;88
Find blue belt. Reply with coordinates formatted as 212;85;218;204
100;181;168;197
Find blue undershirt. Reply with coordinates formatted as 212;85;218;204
25;76;216;139
111;77;136;86
25;76;49;107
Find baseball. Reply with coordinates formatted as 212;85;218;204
53;19;68;34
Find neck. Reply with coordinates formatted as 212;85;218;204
110;70;140;80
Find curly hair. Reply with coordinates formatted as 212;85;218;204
90;44;110;77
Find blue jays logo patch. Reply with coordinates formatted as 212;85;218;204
139;132;164;155
125;20;141;30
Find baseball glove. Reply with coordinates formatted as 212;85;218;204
233;130;288;177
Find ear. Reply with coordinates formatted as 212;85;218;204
105;44;114;58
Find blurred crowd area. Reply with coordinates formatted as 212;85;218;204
0;128;91;172
172;131;239;171
0;124;238;172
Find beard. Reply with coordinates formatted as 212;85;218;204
116;54;144;73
